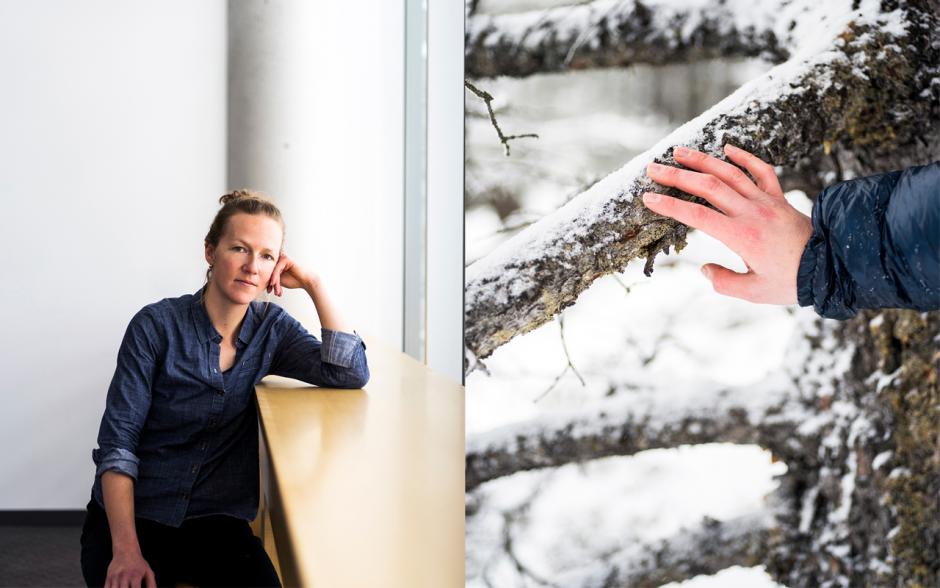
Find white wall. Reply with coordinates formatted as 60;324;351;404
0;1;227;509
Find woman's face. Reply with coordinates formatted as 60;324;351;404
205;213;283;306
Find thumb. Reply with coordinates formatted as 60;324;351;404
701;264;757;301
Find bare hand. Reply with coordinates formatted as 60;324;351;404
642;144;813;305
266;251;319;297
106;550;156;588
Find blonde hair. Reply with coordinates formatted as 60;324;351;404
201;189;285;317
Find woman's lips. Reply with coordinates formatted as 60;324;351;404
236;280;256;287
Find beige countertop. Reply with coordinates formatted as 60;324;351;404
254;336;464;587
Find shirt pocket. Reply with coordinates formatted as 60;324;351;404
237;350;270;381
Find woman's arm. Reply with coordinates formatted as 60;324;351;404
300;274;350;333
264;251;369;388
101;471;156;587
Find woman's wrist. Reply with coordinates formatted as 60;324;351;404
302;274;322;295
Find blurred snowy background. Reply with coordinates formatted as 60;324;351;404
465;2;819;587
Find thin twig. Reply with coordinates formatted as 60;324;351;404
465;80;539;156
533;314;586;402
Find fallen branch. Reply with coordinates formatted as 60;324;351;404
466;375;801;491
466;0;788;79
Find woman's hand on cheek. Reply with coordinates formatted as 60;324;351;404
266;252;318;296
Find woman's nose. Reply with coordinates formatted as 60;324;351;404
243;256;259;273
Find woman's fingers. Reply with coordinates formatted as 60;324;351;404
642;192;737;247
269;252;291;296
723;144;784;198
672;146;762;200
646;161;752;216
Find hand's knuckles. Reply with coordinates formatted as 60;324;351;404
727;169;750;188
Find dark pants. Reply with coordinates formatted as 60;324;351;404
80;497;281;587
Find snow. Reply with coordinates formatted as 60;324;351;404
872;450;892;471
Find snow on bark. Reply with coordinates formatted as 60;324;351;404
466;375;800;491
465;0;939;364
466;0;788;79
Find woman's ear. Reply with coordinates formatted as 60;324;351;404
204;243;215;266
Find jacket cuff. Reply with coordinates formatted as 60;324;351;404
320;329;365;368
796;233;823;309
93;447;140;481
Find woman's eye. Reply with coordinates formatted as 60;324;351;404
264;254;275;260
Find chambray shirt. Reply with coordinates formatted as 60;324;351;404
91;285;369;528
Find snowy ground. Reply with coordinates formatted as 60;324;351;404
465;49;811;587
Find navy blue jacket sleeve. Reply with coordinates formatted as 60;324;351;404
796;161;940;319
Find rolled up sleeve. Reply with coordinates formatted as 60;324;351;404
93;308;159;482
270;311;370;389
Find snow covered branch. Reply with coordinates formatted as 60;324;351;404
466;378;800;491
465;1;940;363
558;512;774;587
466;0;788;79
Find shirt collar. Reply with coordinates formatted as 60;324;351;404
191;284;258;346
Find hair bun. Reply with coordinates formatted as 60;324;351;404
219;189;252;206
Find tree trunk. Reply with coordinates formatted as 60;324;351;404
766;309;940;587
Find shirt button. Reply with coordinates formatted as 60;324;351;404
213;368;218;373
200;442;208;450
191;464;198;474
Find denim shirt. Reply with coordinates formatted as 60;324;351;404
91;285;369;528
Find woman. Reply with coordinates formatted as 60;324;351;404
80;190;370;587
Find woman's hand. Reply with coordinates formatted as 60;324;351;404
106;549;156;588
266;251;319;297
642;144;813;305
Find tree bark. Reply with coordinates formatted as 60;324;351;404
466;0;788;80
465;0;940;364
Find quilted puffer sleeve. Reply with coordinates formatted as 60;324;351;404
797;162;940;319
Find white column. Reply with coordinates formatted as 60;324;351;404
228;0;405;346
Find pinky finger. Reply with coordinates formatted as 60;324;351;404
702;263;758;301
